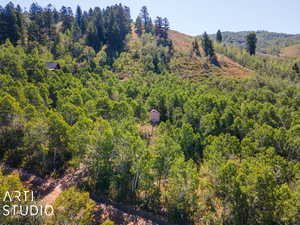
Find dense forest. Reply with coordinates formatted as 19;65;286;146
0;2;300;225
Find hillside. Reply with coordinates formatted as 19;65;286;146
168;30;255;79
280;44;300;57
210;30;300;56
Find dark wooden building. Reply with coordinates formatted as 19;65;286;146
46;62;60;71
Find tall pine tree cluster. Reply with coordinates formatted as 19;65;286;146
0;2;132;60
0;2;23;45
84;4;131;58
202;32;219;66
135;6;173;52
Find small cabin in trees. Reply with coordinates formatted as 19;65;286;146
150;109;160;124
46;62;60;71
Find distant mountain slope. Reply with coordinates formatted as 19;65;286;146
210;31;300;56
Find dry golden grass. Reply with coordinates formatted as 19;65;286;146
168;30;255;79
280;44;300;58
168;30;194;54
216;54;255;78
129;27;255;79
257;52;282;59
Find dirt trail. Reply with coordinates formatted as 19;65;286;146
1;164;175;225
41;184;62;205
40;166;88;205
94;202;173;225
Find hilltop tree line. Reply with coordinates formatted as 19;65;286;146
135;6;173;51
0;2;131;60
0;3;175;66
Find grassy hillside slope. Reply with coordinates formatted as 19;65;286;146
280;44;300;57
168;30;255;79
210;31;300;56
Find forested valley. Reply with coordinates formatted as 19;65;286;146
0;2;300;225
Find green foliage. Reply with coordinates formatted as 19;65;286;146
246;32;257;55
0;171;44;224
0;40;27;79
216;30;300;55
140;6;153;34
135;16;143;37
125;33;172;74
0;171;25;224
0;94;22;126
214;41;300;80
202;32;215;58
201;32;219;66
1;3;300;225
216;29;222;43
218;151;295;225
101;220;115;225
59;103;84;125
292;62;300;74
0;3;22;45
51;187;96;225
164;157;199;224
47;111;71;172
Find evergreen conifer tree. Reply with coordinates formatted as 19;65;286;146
135;16;143;37
216;29;222;43
246;32;257;55
192;39;201;57
140;6;152;33
202;32;214;57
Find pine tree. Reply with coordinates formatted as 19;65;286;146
147;17;153;34
28;3;48;44
140;6;152;33
192;38;201;57
85;4;131;58
53;8;60;23
76;5;82;26
60;6;74;32
16;4;27;45
94;7;105;52
29;2;43;20
0;3;21;45
162;17;170;40
202;32;219;66
135;16;143;37
216;29;222;43
154;16;163;38
246;32;257;55
75;5;84;35
201;32;214;57
44;4;55;39
155;17;170;47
